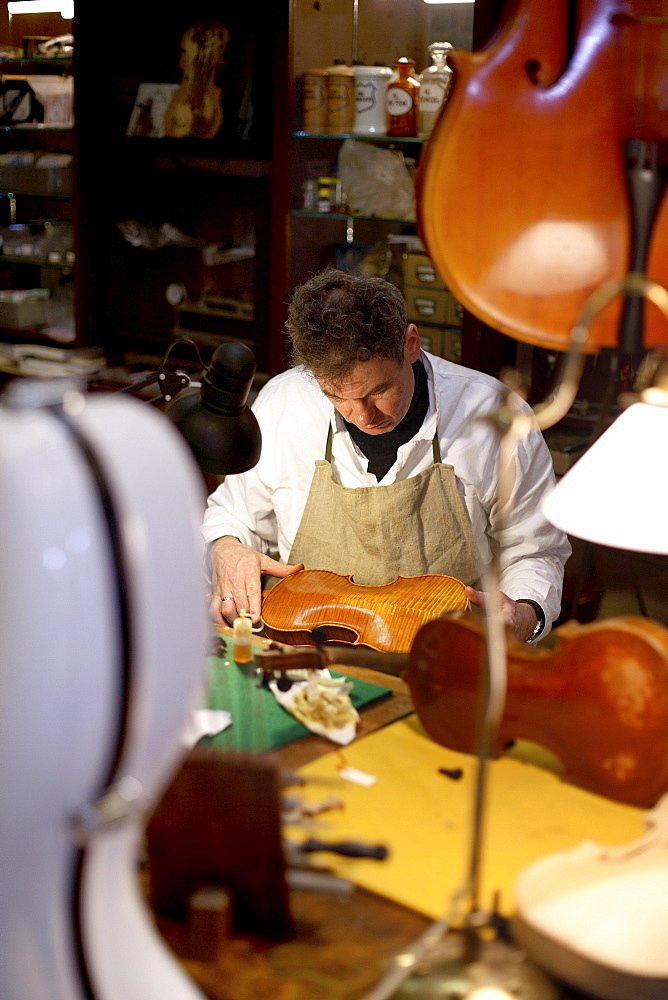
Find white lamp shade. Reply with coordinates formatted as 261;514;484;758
542;402;668;554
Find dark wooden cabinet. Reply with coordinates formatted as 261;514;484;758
74;2;292;376
0;1;520;385
0;56;75;355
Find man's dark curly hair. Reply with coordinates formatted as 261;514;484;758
287;269;408;382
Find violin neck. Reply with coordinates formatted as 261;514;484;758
254;642;408;677
323;644;409;677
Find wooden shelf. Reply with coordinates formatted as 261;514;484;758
0;57;72;75
292;209;416;224
293;131;424;145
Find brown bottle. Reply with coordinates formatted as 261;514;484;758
385;57;419;137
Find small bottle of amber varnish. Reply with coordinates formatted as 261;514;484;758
233;611;253;664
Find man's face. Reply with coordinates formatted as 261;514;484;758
316;325;421;435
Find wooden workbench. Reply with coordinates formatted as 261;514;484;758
146;631;594;1000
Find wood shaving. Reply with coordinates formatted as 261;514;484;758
290;682;357;732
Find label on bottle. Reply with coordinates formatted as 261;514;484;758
356;80;378;113
386;86;414;117
419;81;447;112
418;81;448;137
327;76;354;113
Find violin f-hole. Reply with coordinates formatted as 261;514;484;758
524;59;544;86
524;0;577;88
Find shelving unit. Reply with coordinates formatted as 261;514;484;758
72;2;293;378
289;128;463;362
0;55;76;353
0;1;513;385
290;131;418;279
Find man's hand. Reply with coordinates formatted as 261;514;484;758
209;536;303;625
465;586;538;643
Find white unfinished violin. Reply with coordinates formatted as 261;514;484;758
0;385;209;1000
513;794;668;1000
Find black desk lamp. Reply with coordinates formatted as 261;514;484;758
118;338;262;477
164;341;262;476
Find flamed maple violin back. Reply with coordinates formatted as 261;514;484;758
261;568;468;653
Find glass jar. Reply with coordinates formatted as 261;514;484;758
316;176;341;212
386;57;420;138
353;64;392;134
301;69;328;133
418;42;454;139
325;59;355;134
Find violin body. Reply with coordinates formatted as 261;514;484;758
407;613;668;807
417;0;668;351
513;795;668;997
261;568;468;653
164;21;228;140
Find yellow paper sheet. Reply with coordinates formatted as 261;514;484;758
290;716;645;921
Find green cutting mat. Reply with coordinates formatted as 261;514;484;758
202;635;392;752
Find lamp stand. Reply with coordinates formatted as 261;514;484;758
365;272;668;1000
363;402;572;1000
383;929;558;1000
363;285;617;1000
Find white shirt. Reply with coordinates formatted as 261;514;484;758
203;352;571;634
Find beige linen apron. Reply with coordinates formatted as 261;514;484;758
288;427;480;586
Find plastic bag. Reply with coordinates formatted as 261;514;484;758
337;138;416;221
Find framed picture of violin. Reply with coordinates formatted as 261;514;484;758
118;2;282;157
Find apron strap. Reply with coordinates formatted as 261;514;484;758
326;423;442;464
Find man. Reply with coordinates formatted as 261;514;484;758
203;269;570;642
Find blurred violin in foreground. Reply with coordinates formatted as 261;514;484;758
259;611;668;808
407;612;668;808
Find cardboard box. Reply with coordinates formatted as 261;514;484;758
403;251;446;290
418;324;462;363
418;327;444;356
0;298;48;329
0;164;72;196
406;286;461;327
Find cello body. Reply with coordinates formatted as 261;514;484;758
407;612;668;807
417;0;668;351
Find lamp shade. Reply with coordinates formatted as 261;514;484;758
165;341;262;476
542;402;668;554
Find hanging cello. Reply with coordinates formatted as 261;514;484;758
417;0;668;357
